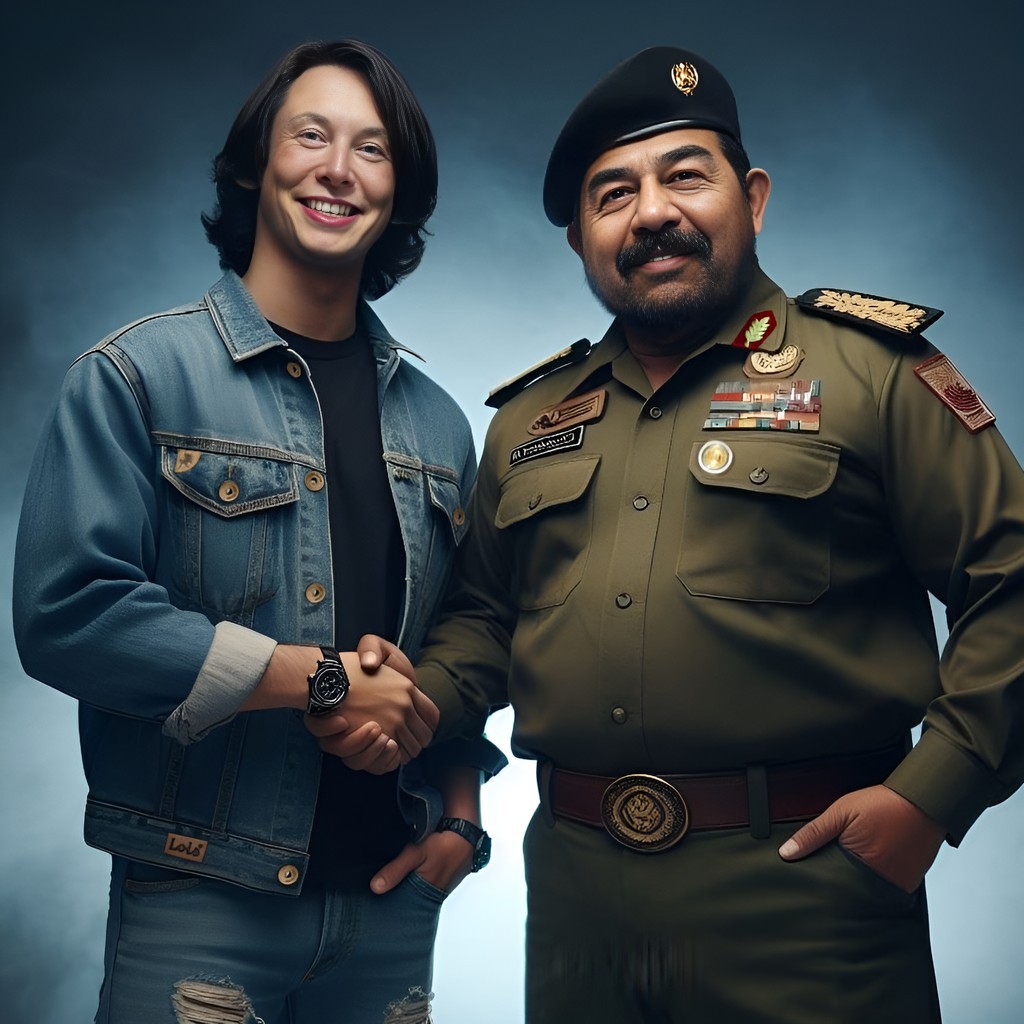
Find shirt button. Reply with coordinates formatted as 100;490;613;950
749;467;769;485
304;470;325;492
632;495;649;511
286;361;303;379
277;864;300;886
305;583;326;604
615;593;632;609
649;406;663;419
611;706;628;725
218;480;240;502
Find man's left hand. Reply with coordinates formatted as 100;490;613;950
778;784;945;893
369;831;475;896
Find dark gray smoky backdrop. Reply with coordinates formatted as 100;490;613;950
1;2;1020;1021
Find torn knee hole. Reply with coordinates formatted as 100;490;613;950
172;978;264;1024
383;985;433;1024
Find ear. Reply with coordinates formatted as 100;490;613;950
566;222;583;259
744;169;771;235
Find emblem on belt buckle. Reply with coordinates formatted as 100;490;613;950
601;774;689;852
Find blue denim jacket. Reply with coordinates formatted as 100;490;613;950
14;272;505;895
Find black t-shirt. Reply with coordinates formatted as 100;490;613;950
273;322;409;888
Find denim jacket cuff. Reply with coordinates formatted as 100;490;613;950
162;621;277;745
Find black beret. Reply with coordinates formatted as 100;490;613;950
543;47;742;226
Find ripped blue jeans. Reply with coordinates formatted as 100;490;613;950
95;858;441;1024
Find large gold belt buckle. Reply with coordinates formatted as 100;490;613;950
600;774;689;853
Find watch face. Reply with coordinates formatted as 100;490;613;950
310;663;349;709
473;834;492;871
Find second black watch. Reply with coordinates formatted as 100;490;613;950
437;816;491;872
306;647;350;716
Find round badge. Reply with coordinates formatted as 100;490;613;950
600;774;689;853
697;440;733;474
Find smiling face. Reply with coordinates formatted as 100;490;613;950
568;128;770;344
249;63;395;285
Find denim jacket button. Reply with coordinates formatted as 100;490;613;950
218;480;240;502
305;583;326;604
277;864;300;886
304;471;325;492
286;361;303;379
453;507;466;526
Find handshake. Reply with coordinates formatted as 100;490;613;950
302;635;439;774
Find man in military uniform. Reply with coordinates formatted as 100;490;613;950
333;47;1024;1021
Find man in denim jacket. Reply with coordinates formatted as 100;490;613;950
13;39;503;1024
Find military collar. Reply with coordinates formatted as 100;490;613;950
488;268;791;409
204;271;421;364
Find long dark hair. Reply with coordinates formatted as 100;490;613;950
201;39;437;300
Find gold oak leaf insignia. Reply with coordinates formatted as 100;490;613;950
815;290;927;333
745;316;771;347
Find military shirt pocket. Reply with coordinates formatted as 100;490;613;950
160;444;300;622
677;437;840;603
496;455;600;611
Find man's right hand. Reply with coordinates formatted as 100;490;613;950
305;648;438;763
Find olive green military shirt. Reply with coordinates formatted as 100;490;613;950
417;269;1024;845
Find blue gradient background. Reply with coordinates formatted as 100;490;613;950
1;2;1021;1021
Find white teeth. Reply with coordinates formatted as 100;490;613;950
308;200;352;216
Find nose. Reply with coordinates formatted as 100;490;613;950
317;143;352;186
631;178;682;234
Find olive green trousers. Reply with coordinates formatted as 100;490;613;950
524;810;940;1023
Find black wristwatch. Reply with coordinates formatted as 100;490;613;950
306;647;350;716
437;816;491;872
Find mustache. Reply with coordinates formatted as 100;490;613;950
616;229;712;274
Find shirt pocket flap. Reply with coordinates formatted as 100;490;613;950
495;455;600;529
160;447;300;518
689;437;840;498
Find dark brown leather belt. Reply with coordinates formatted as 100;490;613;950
547;745;906;852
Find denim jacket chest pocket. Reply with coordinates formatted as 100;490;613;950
160;444;302;624
387;453;469;649
678;436;840;604
495;455;600;611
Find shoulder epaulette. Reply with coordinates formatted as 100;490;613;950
485;338;592;409
796;288;943;337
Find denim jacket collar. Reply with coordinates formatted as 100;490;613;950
205;271;424;364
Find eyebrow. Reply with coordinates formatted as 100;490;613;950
584;144;717;202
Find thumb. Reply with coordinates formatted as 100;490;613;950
356;633;385;670
778;803;847;861
370;842;425;895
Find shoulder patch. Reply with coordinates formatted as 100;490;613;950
486;339;592;409
796;288;943;337
914;353;995;434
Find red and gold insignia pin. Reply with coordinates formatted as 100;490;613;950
731;310;777;350
527;388;607;436
914;353;995;434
